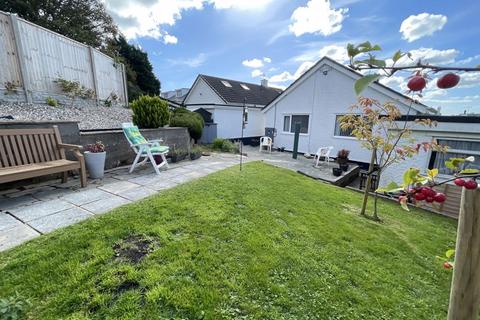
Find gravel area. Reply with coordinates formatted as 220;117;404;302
0;102;133;130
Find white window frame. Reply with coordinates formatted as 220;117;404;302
281;113;310;135
430;137;480;178
221;80;232;87
240;84;250;90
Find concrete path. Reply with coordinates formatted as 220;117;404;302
0;153;243;252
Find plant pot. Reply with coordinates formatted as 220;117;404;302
339;163;349;172
332;167;342;177
84;151;106;179
337;157;348;165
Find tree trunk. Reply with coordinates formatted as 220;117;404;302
372;168;382;221
448;187;480;320
360;148;376;216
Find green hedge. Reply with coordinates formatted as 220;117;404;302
131;95;170;128
170;108;204;141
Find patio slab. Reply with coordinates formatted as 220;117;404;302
0;213;23;232
28;207;93;233
9;199;74;222
0;225;40;252
81;196;131;214
61;188;113;206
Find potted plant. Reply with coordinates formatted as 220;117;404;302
84;141;106;179
332;167;342;177
337;149;350;171
169;146;188;163
190;146;202;160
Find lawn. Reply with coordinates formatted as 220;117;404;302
0;162;457;319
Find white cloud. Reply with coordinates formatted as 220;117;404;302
400;13;447;42
293;44;349;64
379;75;405;90
269;61;315;85
168;53;207;68
457;72;480;88
106;0;273;40
389;48;459;67
289;0;348;37
208;0;273;10
263;57;272;63
242;58;264;68
163;34;178;44
251;69;264;78
457;54;480;65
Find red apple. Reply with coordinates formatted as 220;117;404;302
426;196;435;203
454;178;466;187
465;180;478;190
434;193;446;203
415;193;427;201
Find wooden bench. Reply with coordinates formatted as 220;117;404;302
0;126;87;188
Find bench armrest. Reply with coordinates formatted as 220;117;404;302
58;143;84;161
148;139;163;143
58;143;83;151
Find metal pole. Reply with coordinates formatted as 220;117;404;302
292;123;300;159
240;98;246;171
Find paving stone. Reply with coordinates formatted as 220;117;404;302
170;175;194;184
0;213;22;231
81;196;131;214
148;181;178;191
28;207;93;233
33;187;75;201
127;175;160;186
0;224;40;252
0;195;39;210
9;199;74;222
61;188;113;206
118;186;156;201
98;180;140;195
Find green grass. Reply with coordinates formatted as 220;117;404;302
0;162;457;319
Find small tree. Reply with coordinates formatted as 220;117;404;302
340;97;441;220
131;95;170;128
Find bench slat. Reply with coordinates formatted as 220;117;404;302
0;159;80;184
33;134;45;162
3;136;16;166
43;133;54;161
27;135;40;163
49;134;61;160
16;135;28;165
9;135;23;166
0;138;8;167
22;135;34;164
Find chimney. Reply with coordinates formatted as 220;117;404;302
261;78;268;87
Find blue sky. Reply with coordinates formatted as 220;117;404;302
105;0;480;115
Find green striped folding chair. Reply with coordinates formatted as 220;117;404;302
122;123;169;175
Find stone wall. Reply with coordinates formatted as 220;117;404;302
80;127;191;169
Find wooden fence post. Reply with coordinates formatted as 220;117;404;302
9;14;32;103
121;63;129;106
448;188;480;320
88;47;100;105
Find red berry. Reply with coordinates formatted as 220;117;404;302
434;193;446;203
465;180;478;190
415;193;426;201
443;262;453;269
408;75;427;92
426;196;435;203
437;73;460;89
420;187;436;197
454;178;466;187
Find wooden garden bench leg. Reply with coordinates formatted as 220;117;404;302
62;172;68;184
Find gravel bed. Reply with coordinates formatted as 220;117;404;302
0;102;133;130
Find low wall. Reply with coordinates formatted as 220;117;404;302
80;127;191;169
0;120;81;145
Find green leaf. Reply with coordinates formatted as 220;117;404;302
347;43;359;58
427;168;438;179
376;181;403;193
354;74;380;95
446;249;455;259
445;158;465;170
402;168;420;186
460;168;480;174
392;50;403;62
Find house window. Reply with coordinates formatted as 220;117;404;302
240;84;250;90
283;115;290;132
334;115;355;137
221;80;232;87
282;115;309;134
430;139;480;175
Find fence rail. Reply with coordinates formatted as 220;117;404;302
0;11;128;106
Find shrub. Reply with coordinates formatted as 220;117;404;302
131;95;170;128
212;138;239;153
45;97;58;107
170;108;204;141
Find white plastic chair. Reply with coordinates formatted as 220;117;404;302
314;146;333;167
259;136;273;153
122;123;169;175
